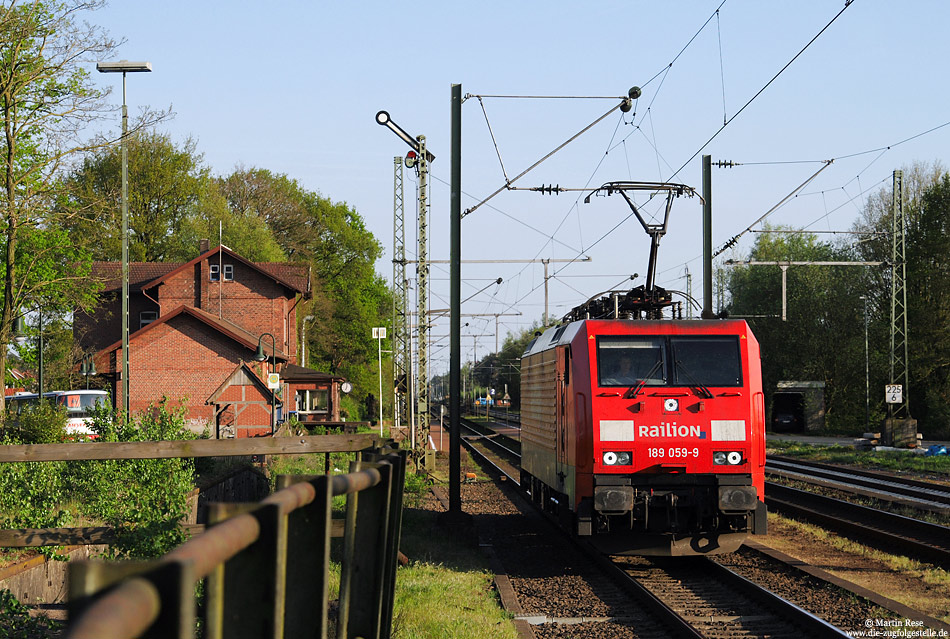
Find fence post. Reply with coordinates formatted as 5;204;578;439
370;451;407;639
277;474;333;639
214;503;286;639
344;460;393;639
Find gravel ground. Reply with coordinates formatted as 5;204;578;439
434;451;905;638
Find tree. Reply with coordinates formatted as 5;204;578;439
725;227;868;432
219;168;393;417
0;0;120;411
851;163;950;438
62;131;285;262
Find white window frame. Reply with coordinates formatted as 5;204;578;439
223;264;234;281
210;264;220;281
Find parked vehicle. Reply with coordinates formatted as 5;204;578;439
5;390;108;439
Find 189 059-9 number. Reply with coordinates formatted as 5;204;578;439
648;447;700;459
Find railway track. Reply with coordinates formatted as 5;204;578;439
764;481;950;566
766;455;950;514
762;454;950;566
458;418;857;638
465;414;950;566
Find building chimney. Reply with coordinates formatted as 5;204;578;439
199;239;210;254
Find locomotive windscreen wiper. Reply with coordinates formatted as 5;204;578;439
624;358;664;399
674;360;714;399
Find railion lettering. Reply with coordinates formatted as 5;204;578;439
638;422;702;438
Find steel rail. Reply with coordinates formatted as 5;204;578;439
702;558;850;637
767;455;950;507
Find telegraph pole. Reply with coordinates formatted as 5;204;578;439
884;169;916;446
449;84;462;515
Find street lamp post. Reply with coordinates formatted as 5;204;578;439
97;60;151;422
79;354;97;390
255;333;278;434
373;327;387;436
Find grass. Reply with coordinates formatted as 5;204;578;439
767;440;950;479
393;503;518;639
766;513;950;624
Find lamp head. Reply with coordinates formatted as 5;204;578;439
96;60;152;73
255;344;267;362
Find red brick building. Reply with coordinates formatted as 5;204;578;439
74;244;312;433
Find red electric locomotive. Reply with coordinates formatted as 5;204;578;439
519;181;766;556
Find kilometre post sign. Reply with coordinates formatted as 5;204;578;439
885;384;903;404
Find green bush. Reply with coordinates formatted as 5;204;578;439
0;447;69;531
72;401;198;559
3;401;66;444
0;403;70;535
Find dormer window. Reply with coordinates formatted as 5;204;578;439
210;264;234;281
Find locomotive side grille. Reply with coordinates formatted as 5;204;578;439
521;350;558;451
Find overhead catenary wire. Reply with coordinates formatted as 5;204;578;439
713;160;834;257
463;98;631;218
429;2;872;338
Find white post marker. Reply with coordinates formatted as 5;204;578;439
885;384;902;404
373;327;387;435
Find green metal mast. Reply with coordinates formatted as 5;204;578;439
392;157;409;432
889;169;910;419
416;136;430;462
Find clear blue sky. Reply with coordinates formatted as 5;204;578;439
90;1;950;372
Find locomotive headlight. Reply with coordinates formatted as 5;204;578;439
602;451;633;466
714;450;745;465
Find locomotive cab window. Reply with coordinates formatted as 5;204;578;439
670;336;742;387
597;336;666;387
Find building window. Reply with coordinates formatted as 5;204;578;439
210;264;220;281
223;264;234;281
295;389;328;414
140;311;158;330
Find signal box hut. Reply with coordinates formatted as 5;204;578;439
281;364;346;426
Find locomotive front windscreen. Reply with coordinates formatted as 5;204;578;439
596;335;742;388
670;336;742;387
597;336;667;387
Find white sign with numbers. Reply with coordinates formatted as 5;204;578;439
372;327;386;339
885;384;903;404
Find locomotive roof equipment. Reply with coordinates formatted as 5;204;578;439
565;181;699;322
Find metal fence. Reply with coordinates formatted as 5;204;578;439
64;448;407;639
